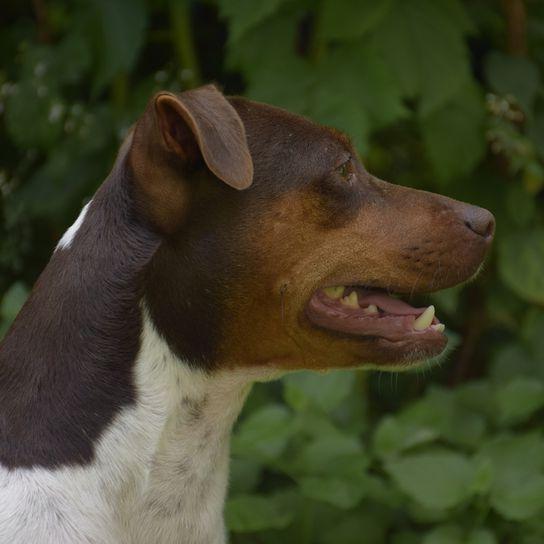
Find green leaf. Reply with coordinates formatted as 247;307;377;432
424;526;497;544
492;475;544;521
455;382;494;418
385;387;486;451
505;183;536;227
227;8;315;115
232;404;294;460
499;228;544;304
407;501;451;524
320;0;393;41
477;432;544;478
218;0;291;42
54;31;93;85
1;282;29;322
228;12;406;147
286;432;370;508
529;112;544;160
485;51;541;112
312;43;406;135
490;343;541;384
226;8;299;74
422;525;463;544
90;0;147;93
421;83;486;183
472;458;494;495
392;532;423;544
298;474;368;509
289;433;369;478
385;449;477;510
370;0;471;114
440;0;476;34
244;55;316;116
494;378;544;426
283;370;355;412
523;309;544;361
467;529;497;544
5;80;64;150
476;432;544;520
319;509;389;544
226;493;294;532
230;457;262;494
373;416;438;459
1;283;29;339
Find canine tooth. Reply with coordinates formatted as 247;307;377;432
431;323;445;333
363;304;379;315
323;286;344;299
413;305;435;331
341;291;359;308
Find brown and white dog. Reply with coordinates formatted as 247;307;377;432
0;85;494;543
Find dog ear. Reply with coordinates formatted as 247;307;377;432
154;85;253;190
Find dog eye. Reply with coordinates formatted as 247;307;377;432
336;158;354;181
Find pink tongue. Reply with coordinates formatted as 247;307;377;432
357;291;425;316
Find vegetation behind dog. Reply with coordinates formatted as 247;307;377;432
1;1;544;542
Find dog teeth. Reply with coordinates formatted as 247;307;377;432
431;323;445;333
341;291;359;308
413;305;435;331
323;286;345;299
363;304;379;315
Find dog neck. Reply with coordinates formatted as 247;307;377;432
120;311;255;543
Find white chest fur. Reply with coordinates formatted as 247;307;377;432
0;313;258;544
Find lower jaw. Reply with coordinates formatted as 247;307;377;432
372;334;448;364
312;327;448;367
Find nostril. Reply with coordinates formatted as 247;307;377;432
463;208;495;239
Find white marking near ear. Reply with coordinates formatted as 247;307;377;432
0;307;278;544
56;201;92;251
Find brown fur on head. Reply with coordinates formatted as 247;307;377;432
130;84;494;373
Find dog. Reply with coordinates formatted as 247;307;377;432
0;84;494;543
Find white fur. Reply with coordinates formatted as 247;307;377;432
0;312;273;543
56;201;91;251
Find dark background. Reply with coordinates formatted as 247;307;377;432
1;1;544;542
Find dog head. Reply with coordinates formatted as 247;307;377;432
131;84;494;373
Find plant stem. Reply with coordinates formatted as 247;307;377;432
112;73;128;115
169;0;202;88
450;284;488;385
309;0;326;63
501;0;528;56
32;0;51;43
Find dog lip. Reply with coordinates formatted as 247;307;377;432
373;334;449;364
305;288;445;343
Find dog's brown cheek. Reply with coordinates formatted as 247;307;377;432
214;194;321;369
213;192;390;371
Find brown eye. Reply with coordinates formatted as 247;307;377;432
336;158;354;180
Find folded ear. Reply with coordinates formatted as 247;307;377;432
154;85;253;190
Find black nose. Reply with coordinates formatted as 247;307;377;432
461;205;495;239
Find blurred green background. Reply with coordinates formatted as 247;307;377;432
1;0;544;542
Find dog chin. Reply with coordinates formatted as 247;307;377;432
354;334;449;372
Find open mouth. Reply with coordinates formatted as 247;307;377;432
306;286;445;344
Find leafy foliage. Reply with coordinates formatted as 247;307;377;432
1;0;544;542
